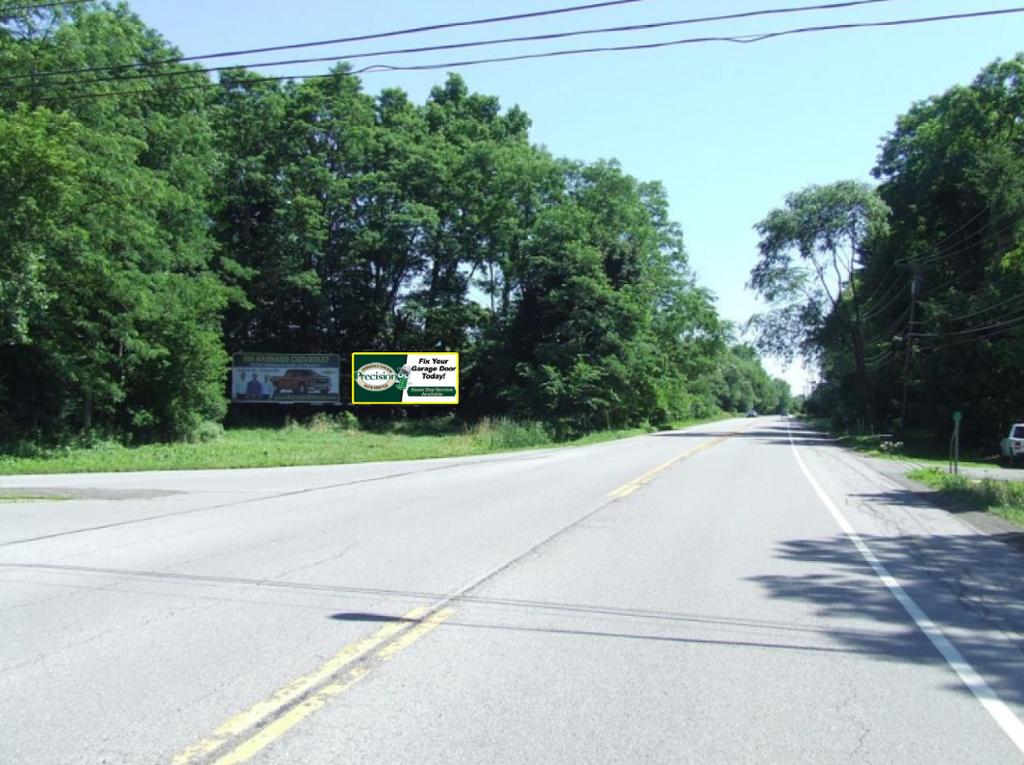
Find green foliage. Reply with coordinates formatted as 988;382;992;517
304;411;360;432
748;181;889;427
0;4;228;443
705;345;789;414
748;181;889;360
465;418;552;450
188;420;225;444
0;419;659;474
792;56;1024;446
0;6;788;449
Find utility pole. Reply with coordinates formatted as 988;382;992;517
899;272;922;438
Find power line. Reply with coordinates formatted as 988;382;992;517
860;277;905;321
863;303;911;346
7;0;905;90
927;201;994;252
866;352;896;371
895;202;995;266
896;218;1006;269
941;293;1021;324
897;221;996;267
2;1;85;11
916;314;1024;350
911;313;1024;341
856;259;899;308
923;307;1024;338
916;256;994;300
3;0;650;81
904;218;1022;302
27;6;1024;103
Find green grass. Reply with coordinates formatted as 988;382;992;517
813;423;995;471
0;413;735;476
0;492;72;503
907;467;1024;527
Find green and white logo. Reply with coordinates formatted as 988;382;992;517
355;362;397;391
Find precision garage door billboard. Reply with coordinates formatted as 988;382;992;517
232;353;340;404
351;352;459;405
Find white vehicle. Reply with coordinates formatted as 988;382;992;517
999;423;1024;465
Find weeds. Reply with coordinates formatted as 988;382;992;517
908;467;1024;527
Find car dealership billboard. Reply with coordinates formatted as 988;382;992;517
232;353;341;404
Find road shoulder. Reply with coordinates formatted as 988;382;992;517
838;445;1024;540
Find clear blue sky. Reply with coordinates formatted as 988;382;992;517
128;0;1024;393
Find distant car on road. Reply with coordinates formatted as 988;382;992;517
746;409;758;418
271;368;330;395
1000;423;1024;466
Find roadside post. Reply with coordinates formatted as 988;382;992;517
949;411;962;475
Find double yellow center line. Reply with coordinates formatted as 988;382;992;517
607;426;752;500
174;423;751;763
173;607;454;765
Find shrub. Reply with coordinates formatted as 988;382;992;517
188;420;225;443
306;411;360;432
468;418;552;450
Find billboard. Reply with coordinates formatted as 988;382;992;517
351;352;459;405
232;353;341;404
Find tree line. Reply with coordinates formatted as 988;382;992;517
0;2;789;444
749;55;1024;446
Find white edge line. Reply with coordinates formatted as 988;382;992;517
787;422;1024;754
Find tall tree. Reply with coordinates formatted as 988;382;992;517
0;2;229;440
866;55;1024;439
748;181;889;423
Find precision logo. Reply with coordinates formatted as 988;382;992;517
354;363;397;392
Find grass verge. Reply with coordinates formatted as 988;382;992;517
907;467;1024;527
0;492;72;503
0;413;736;476
809;421;995;471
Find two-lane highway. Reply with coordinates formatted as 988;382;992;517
4;418;1024;763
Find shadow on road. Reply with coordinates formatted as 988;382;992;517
749;530;1024;705
330;612;419;623
654;422;838;448
327;609;898;657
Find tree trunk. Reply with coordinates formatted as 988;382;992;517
82;389;93;433
847;270;873;429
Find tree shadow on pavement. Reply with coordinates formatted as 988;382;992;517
749;530;1024;705
327;608;910;658
654;423;838;448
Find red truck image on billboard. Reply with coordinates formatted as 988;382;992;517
231;353;340;404
270;369;331;395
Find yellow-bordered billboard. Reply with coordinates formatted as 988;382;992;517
351;352;459;405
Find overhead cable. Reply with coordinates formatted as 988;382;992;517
2;1;85;11
6;0;907;89
2;0;650;80
29;6;1024;102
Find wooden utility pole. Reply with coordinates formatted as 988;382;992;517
899;272;921;438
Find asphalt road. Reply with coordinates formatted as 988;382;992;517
4;417;1024;764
